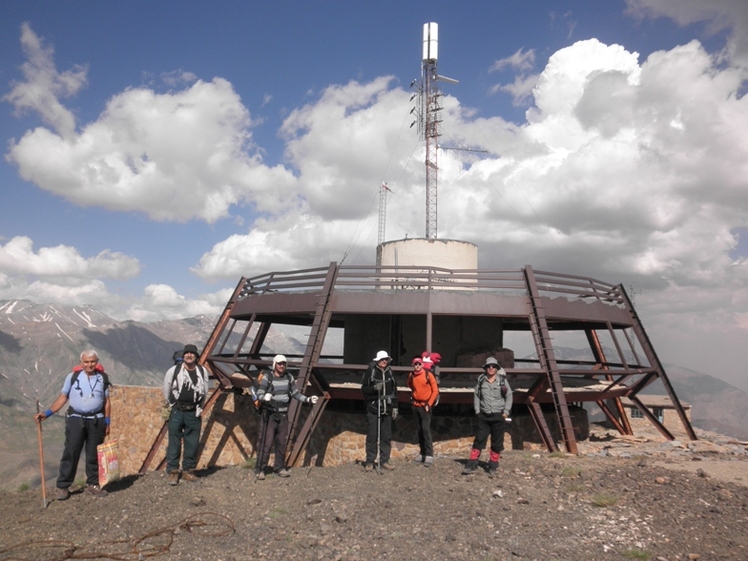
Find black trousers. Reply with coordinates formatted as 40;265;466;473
472;413;506;454
413;406;433;457
57;415;106;488
365;410;392;465
257;411;289;472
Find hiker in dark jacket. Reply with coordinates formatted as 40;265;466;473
34;349;111;499
163;344;210;485
361;350;398;471
254;354;317;480
462;357;513;476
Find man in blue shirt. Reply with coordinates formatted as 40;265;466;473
35;349;111;499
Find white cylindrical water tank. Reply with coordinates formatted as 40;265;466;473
378;237;477;269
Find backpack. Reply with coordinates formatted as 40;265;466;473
69;364;111;415
431;369;440;408
169;362;207;389
71;364;111;392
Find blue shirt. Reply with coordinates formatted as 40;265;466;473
61;372;110;417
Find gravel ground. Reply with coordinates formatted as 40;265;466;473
1;450;747;561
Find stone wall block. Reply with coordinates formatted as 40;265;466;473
111;386;595;474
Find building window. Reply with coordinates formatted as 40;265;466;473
630;407;665;422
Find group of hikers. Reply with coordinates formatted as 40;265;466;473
360;350;512;476
34;345;512;498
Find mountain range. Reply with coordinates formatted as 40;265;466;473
1;299;745;491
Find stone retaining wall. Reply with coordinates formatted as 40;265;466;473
109;385;591;476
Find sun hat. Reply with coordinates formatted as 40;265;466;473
373;350;391;362
482;357;500;369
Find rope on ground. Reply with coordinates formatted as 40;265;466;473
0;512;235;561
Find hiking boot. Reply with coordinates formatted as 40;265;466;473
412;454;424;463
276;468;291;478
86;485;108;498
487;460;499;477
423;456;434;467
56;487;70;501
364;463;374;472
168;471;180;486
255;471;266;481
181;470;198;482
381;463;395;471
462;459;478;475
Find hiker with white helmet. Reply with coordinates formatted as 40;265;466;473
462;357;513;476
254;354;318;480
361;350;398;472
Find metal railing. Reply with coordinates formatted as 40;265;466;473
239;264;625;307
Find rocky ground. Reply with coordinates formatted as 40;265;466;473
1;427;747;561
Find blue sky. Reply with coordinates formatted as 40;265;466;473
1;1;747;390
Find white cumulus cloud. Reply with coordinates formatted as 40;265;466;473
0;236;140;280
5;26;297;224
125;284;230;322
3;22;87;138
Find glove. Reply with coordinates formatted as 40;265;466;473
309;395;319;405
392;408;398;420
263;393;273;402
373;382;384;392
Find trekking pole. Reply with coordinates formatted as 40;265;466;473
254;409;269;484
35;400;47;509
376;379;382;475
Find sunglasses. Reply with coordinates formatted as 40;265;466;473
413;362;422;366
485;365;498;369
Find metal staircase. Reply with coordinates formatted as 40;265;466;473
523;266;578;454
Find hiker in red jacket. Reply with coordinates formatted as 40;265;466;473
408;355;439;467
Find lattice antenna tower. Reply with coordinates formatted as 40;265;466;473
411;22;458;240
378;182;393;245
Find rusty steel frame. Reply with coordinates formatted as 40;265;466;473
139;262;695;472
139;277;247;474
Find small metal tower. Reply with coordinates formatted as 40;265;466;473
378;182;392;246
412;22;457;240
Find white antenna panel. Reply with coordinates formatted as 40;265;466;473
422;22;438;61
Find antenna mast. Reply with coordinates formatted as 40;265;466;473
378;182;392;245
412;22;457;240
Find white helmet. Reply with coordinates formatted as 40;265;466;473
273;354;287;369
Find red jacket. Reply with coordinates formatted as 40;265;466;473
407;369;439;407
